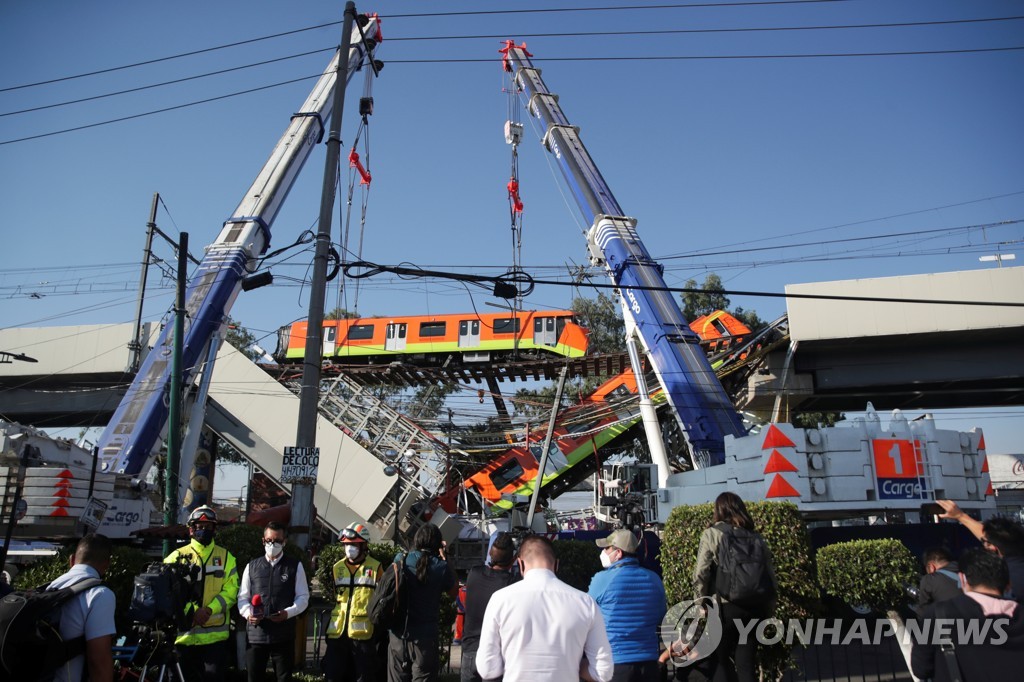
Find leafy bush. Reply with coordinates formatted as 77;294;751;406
14;543;153;633
816;538;918;613
553;538;603;591
661;501;819;678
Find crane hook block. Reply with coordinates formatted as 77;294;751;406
359;97;374;116
504;121;523;146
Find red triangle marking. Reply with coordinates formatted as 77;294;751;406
49;508;69;517
986;481;994;498
980;457;989;474
51;498;69;508
53;489;71;498
978;434;987;452
764;449;799;474
766;474;801;498
57;470;74;479
55;480;73;488
762;424;796;450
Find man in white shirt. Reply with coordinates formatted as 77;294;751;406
237;522;310;682
476;534;614;682
48;533;116;682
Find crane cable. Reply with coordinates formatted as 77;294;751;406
336;64;376;317
503;41;529;356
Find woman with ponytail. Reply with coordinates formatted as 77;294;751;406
387;524;458;682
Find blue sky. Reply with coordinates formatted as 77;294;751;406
1;0;1022;491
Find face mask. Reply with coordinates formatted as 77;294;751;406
193;529;214;546
265;542;284;559
600;550;614;568
344;545;362;561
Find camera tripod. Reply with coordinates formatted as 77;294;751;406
126;625;187;682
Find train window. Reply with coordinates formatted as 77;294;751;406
530;442;569;476
711;317;729;337
557;317;567;338
347;324;375;340
494;318;520;334
490;459;525;491
324;327;336;341
419;322;446;337
607;384;633;403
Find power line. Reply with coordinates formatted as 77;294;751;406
0;21;340;94
5;44;1022;146
383;46;1024;64
388;16;1024;42
0;0;852;93
7;15;1022;119
384;0;857;19
343;260;1024;308
0;48;334;118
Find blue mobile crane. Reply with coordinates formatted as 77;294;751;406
501;43;745;484
500;42;990;522
95;14;383;479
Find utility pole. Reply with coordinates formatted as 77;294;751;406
129;193;159;373
526;364;569;529
291;2;358;552
163;232;187;558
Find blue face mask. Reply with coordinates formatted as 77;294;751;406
193;528;215;546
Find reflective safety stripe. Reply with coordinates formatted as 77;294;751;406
335;576;376;587
213;595;227;613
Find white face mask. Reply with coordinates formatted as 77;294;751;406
600;550;614;568
265;541;284;558
344;544;362;561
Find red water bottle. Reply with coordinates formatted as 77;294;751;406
251;593;264;619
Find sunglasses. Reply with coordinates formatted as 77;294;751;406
340;529;364;540
263;538;284;545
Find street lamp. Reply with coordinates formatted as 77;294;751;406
238;485;248;521
382;449;416;545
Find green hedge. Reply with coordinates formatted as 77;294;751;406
816;538;918;613
661;501;819;678
553;538;603;592
14;543;153;633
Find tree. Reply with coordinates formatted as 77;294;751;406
680;273;730;321
791;411;845;429
730;306;767;333
224;317;261;361
325;307;358;320
571;293;625;354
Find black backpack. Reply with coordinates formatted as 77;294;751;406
0;577;103;682
714;525;775;607
367;553;408;631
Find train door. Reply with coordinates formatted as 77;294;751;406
323;325;337;356
458;320;480;348
533;316;557;346
385;323;407;352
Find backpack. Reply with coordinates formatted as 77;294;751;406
367;553;408;631
714;525;775;607
0;576;103;682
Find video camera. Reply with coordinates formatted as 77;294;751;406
128;560;202;644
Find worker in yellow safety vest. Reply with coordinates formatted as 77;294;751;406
323;522;382;682
164;505;239;682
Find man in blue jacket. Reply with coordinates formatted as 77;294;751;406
589;529;668;681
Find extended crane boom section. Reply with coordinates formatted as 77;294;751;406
506;48;744;466
97;16;382;477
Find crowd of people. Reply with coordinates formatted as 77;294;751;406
19;493;1024;682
